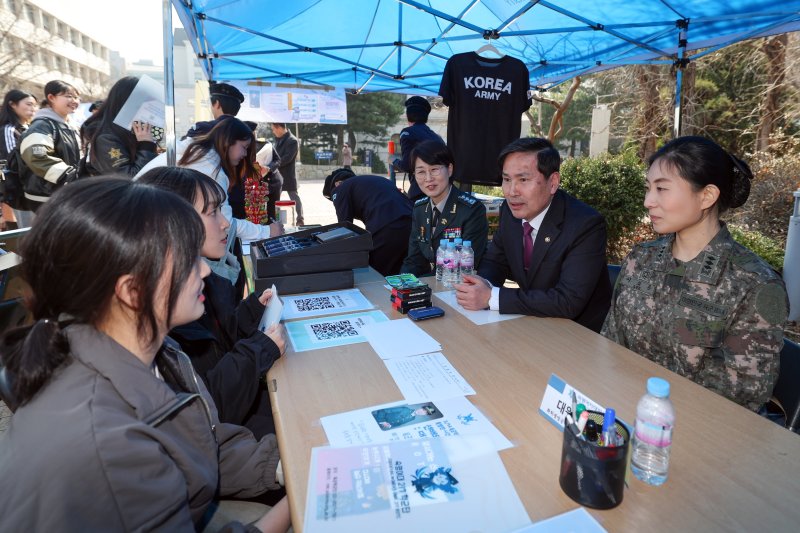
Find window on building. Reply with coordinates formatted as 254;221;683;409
71;30;80;47
5;0;19;16
24;3;36;24
41;13;51;33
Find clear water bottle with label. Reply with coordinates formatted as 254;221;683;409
453;238;464;283
435;239;447;282
630;377;675;486
459;240;475;277
442;242;457;288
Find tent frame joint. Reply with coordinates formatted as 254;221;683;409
482;29;500;40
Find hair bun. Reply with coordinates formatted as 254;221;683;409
729;155;752;209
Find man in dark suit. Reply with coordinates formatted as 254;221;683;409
455;137;611;332
272;122;303;225
323;168;413;276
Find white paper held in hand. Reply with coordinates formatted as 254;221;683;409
259;284;283;332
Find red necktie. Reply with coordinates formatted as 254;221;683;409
523;221;534;270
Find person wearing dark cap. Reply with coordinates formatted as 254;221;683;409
184;82;245;139
392;95;444;202
323;168;413;276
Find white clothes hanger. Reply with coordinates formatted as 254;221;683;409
475;42;504;58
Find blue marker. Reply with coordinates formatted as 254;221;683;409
602;408;616;447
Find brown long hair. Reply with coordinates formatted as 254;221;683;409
179;116;256;189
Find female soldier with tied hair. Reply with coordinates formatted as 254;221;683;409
602;136;788;412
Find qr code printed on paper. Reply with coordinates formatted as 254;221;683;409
309;320;359;340
295;296;336;312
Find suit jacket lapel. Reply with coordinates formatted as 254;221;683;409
526;190;564;282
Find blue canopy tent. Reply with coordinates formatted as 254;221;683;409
166;1;800;138
170;0;800;92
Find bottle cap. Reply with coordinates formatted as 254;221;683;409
454;238;463;244
646;377;670;398
584;419;599;442
463;240;471;247
440;239;448;247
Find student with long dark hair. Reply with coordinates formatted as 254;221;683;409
17;80;82;211
0;89;36;228
139;166;286;438
0;177;289;532
82;76;158;177
0;89;36;161
602;136;788;411
137;116;282;242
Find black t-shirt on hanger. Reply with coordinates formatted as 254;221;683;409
439;52;532;185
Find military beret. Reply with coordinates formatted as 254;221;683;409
209;82;245;104
405;95;431;115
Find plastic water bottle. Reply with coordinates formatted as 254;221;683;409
442;242;457;288
460;240;475;277
630;377;675;486
435;239;447;282
453;238;464;283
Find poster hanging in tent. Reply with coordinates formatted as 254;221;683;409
229;81;347;124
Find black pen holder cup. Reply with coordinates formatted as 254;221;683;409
558;410;630;510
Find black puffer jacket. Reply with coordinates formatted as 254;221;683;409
170;272;282;439
18;109;81;208
86;129;158;177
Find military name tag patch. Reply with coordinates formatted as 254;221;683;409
678;293;728;317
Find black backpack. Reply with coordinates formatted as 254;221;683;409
0;147;35;211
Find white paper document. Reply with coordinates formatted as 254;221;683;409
361;318;441;359
258;284;283;332
304;435;530;533
383;352;475;402
281;289;375;320
320;395;512;451
434;290;524;325
512;508;606;533
286;310;389;352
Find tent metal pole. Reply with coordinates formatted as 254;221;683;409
397;2;403;77
672;20;688;139
162;0;176;165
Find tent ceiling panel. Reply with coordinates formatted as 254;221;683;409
173;0;800;93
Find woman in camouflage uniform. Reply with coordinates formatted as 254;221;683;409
602;136;788;412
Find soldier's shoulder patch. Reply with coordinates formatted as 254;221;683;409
754;282;788;325
414;197;428;206
728;245;777;277
456;192;477;206
31;145;48;156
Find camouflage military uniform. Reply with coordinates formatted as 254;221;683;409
400;186;488;277
602;224;788;411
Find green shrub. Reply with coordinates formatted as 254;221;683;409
559;151;647;262
728;224;785;272
371;156;388;175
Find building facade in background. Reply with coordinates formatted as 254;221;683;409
0;0;111;99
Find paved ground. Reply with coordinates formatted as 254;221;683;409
283;178;339;228
0;402;10;432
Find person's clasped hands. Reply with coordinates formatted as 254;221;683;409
454;273;493;310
